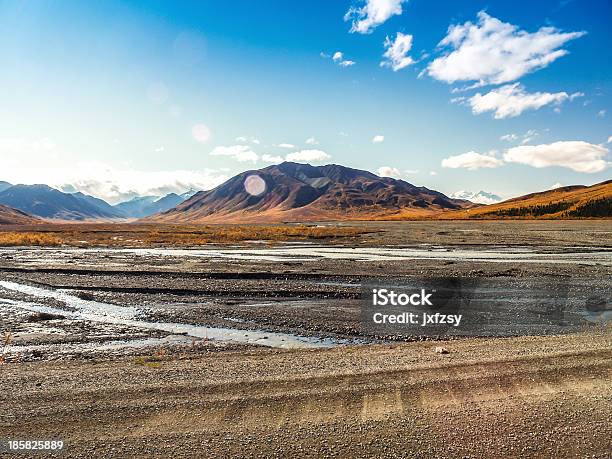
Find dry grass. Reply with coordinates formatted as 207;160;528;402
143;225;364;245
0;224;369;247
0;232;62;246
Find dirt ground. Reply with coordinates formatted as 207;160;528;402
0;332;610;458
0;221;610;457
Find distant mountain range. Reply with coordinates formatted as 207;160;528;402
0;183;196;221
0;184;126;220
114;193;185;218
148;162;470;223
1;166;609;223
450;190;502;205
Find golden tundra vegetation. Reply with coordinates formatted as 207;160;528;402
0;224;369;247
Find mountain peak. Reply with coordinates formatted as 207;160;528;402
147;162;468;223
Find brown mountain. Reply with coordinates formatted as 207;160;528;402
0;204;40;224
447;180;612;219
147;162;470;223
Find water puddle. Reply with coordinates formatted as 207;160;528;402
1;246;611;265
115;246;612;265
0;281;344;349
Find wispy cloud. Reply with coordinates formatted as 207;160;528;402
210;145;259;162
380;32;415;71
377;166;401;178
372;135;385;143
285;149;331;163
345;0;406;34
262;154;284;164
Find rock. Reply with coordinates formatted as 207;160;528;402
435;346;449;354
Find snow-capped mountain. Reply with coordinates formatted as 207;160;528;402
450;190;502;205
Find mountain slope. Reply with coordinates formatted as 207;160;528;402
0;204;40;224
148;162;469;223
449;180;612;219
0;185;125;220
114;193;186;218
0;181;12;193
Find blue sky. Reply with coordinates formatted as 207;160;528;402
0;0;610;203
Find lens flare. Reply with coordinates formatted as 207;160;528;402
192;124;211;143
244;174;266;196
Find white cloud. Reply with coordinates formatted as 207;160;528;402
429;171;438;176
607;136;612;144
305;137;319;145
1;161;228;205
467;83;571;119
262;154;284;164
277;143;295;149
551;182;563;189
210;145;259;163
285;149;331;163
442;151;504;170
235;136;248;143
380;32;414;71
154;146;165;152
597;109;606;117
372;135;385;143
377;166;401;178
252;138;261;145
344;0;406;34
504;141;608;173
404;169;419;174
427;11;585;85
338;59;356;67
500;133;518;142
330;51;356;67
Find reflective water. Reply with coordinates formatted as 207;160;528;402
0;281;344;349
